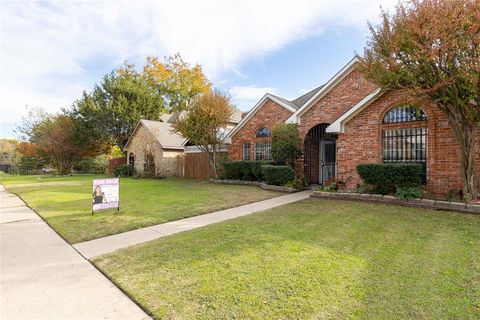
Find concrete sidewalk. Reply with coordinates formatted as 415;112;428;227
0;185;150;320
74;190;312;259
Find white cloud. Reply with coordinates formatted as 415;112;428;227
230;85;278;110
0;0;397;138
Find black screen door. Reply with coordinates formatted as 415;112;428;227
320;140;336;184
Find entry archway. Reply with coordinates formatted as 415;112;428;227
304;124;336;185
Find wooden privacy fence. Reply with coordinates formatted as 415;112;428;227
108;157;127;175
183;146;228;179
107;147;227;179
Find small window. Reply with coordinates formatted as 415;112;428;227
254;142;272;160
255;127;271;138
242;143;251;160
384;106;426;123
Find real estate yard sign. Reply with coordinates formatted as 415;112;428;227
92;178;119;214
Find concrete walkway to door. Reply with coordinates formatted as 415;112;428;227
74;190;312;259
0;185;150;320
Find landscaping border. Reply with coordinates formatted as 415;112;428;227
209;179;298;193
311;191;480;215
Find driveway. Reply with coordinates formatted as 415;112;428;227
0;185;149;320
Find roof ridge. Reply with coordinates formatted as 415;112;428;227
292;85;323;107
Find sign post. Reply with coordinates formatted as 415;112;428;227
92;178;120;215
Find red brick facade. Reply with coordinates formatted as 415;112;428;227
228;99;293;161
296;69;378;139
228;65;480;196
338;89;480;195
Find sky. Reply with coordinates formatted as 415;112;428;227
0;0;398;139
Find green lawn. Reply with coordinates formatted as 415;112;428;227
0;175;281;243
95;199;480;319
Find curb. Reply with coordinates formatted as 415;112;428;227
209;179;298;193
310;191;480;215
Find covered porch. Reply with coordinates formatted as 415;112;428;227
303;123;337;185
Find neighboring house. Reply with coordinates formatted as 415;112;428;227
226;57;480;196
123;119;188;176
124;111;242;177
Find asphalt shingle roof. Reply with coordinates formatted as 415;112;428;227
267;85;324;111
269;94;300;110
292;85;324;108
140;119;188;149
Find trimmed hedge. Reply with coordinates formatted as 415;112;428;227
223;161;274;181
114;164;134;177
261;165;295;186
356;163;422;195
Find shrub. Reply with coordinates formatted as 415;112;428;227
321;177;346;192
284;177;305;190
356;184;372;194
114;164;134;177
356;163;422;195
271;124;302;166
74;156;108;174
250;161;273;180
223;161;252;180
223;161;274;181
395;186;422;200
446;189;461;202
262;165;295;186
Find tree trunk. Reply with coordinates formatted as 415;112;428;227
447;113;478;199
57;161;73;175
208;147;218;178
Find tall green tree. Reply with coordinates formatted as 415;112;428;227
69;63;165;149
172;90;234;178
360;0;480;198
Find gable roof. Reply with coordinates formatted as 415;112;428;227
229;110;243;124
123;119;188;151
224;93;298;142
286;57;360;124
325;87;382;133
292;85;323;108
269;94;300;110
224;57;366;143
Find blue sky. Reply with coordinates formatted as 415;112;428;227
0;0;397;139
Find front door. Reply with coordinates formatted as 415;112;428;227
320;140;336;184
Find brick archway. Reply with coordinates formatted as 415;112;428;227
304;123;337;185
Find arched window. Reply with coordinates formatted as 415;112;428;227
128;153;135;166
254;127;272;160
382;106;428;184
383;106;426;123
255;127;271;138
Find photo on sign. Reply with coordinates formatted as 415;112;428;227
92;178;119;212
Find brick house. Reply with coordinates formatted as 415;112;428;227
226;57;480;196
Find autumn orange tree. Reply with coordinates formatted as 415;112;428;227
69;54;210;150
143;53;211;112
16;141;44;174
30;115;85;175
360;0;480;198
20;113;105;175
173;90;234;178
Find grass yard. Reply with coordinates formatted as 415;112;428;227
0;174;281;243
95;199;480;319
